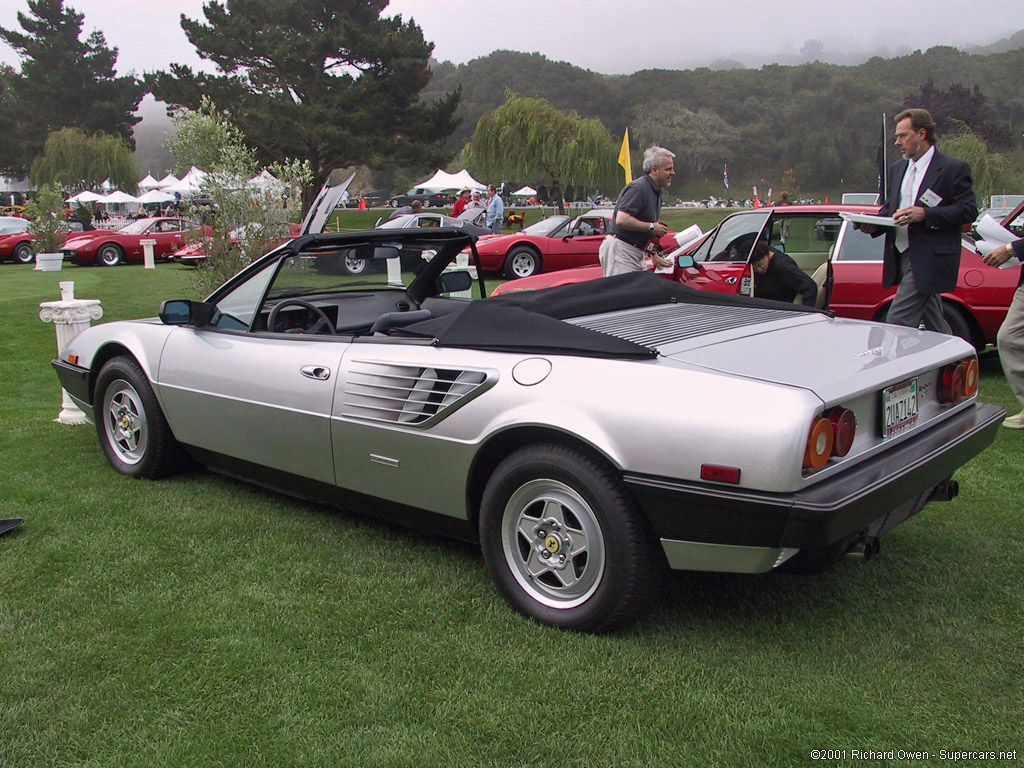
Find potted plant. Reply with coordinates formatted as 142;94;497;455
24;184;67;271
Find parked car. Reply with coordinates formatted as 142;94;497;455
0;219;86;263
52;226;1003;631
495;204;1022;351
170;222;302;266
468;209;677;280
386;188;458;209
61;217;211;266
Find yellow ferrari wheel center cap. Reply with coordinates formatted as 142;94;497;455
544;535;560;554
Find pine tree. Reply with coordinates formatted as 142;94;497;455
0;0;144;177
148;0;460;211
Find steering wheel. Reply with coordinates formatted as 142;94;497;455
267;299;336;335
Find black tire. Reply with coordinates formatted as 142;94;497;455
96;243;124;267
942;303;979;350
479;444;661;631
94;356;183;479
13;241;34;264
503;246;541;280
390;199;400;208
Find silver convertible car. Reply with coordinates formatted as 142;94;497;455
53;227;1004;631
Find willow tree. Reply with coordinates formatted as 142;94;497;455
29;128;138;192
942;125;1009;206
462;92;620;213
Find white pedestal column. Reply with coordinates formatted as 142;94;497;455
140;238;156;269
39;284;103;425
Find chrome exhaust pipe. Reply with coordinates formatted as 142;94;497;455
927;480;959;503
846;535;880;561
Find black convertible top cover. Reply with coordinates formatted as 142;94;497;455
401;271;824;359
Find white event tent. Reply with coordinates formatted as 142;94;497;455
156;173;180;189
136;189;177;204
98;190;139;204
66;190;104;203
138;174;161;191
511;186;537;196
163;166;207;195
415;168;486;191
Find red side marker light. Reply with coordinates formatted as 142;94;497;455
700;464;741;484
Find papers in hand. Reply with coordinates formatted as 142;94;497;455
839;212;899;228
975;214;1022;269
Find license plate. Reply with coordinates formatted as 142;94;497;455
882;378;919;438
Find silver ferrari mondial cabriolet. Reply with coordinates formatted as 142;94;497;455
53;226;1004;631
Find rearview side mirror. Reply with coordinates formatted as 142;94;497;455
438;270;473;294
159;299;216;327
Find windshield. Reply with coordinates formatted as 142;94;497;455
117;219;157;234
0;220;30;234
521;216;571;237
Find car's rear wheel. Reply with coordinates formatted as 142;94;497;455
479;444;660;631
14;241;34;264
96;243;124;267
942;303;980;351
503;246;541;279
390;199;400;208
95;356;183;479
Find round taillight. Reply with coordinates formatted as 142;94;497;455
827;407;857;458
804;416;834;471
962;357;979;398
940;363;965;404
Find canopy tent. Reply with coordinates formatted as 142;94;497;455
135;189;176;204
511;186;537;196
156;173;180;189
97;190;139;204
0;176;33;194
415;168;486;191
138;174;161;191
163;166;207;195
248;169;284;193
66;190;104;203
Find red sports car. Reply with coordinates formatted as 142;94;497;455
171;222;302;266
62;217;210;266
494;204;1024;351
469;209;677;280
0;218;84;264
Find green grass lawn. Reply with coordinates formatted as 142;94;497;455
1;262;1021;767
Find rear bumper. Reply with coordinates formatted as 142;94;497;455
627;402;1004;565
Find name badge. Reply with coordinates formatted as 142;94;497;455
919;188;943;207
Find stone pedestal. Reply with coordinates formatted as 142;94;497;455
39;284;103;425
140;238;156;269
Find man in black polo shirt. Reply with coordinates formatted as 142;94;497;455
600;145;676;276
749;241;818;305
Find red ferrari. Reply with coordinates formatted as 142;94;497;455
494;203;1024;350
0;218;83;264
469;209;677;280
61;217;210;266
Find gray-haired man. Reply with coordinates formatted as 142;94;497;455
599;145;676;276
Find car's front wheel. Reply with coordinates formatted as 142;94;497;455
13;241;34;264
503;246;541;279
479;444;660;631
343;255;368;276
95;356;184;479
96;243;124;267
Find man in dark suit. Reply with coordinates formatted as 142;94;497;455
859;108;977;332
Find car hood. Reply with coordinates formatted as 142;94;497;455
656;313;970;404
63;232;107;246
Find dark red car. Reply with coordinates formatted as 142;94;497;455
0;218;86;263
61;217;210;266
494;204;1023;350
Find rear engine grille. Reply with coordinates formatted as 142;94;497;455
342;360;494;426
569;303;807;348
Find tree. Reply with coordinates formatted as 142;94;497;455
462;92;619;213
148;0;459;213
24;183;66;255
0;0;143;178
800;40;825;61
164;96;312;297
941;125;1009;206
904;79;1012;148
29;128;138;192
632;103;739;177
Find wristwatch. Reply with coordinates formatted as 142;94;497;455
1007;243;1015;256
648;222;654;233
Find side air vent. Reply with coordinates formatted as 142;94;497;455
342;360;496;427
570;303;807;348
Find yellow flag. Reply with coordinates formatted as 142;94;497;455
617;128;632;185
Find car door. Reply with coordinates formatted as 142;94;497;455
150;219;190;257
156;256;345;484
545;215;607;270
677;211;770;295
827;220;891;321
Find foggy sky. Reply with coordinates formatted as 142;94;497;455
1;0;1018;77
